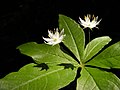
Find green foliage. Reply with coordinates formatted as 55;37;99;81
17;42;79;66
0;14;120;90
86;41;120;69
77;67;120;90
83;36;111;63
0;63;77;90
59;14;85;62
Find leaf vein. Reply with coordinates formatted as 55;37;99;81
62;18;80;60
11;68;64;90
85;68;100;90
84;39;106;60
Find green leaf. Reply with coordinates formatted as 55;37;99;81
77;67;120;90
86;42;120;69
83;36;111;63
17;42;79;66
0;63;77;90
59;14;85;62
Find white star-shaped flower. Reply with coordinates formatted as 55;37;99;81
43;28;65;46
79;14;102;29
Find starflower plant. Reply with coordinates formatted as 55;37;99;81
79;14;101;29
43;28;65;46
0;14;120;90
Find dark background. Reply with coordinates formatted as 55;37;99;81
0;0;120;89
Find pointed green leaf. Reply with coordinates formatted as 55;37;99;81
17;42;79;66
83;36;111;63
86;42;120;69
59;14;85;62
0;63;77;90
77;67;120;90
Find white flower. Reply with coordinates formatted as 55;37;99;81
79;14;102;29
43;28;65;46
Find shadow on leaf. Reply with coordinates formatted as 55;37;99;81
58;63;75;70
60;43;80;64
86;65;120;77
34;63;49;71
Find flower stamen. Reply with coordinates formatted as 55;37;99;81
43;28;65;46
79;14;102;29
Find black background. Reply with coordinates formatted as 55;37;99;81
0;0;120;89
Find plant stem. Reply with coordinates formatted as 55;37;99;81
89;28;93;42
89;29;91;42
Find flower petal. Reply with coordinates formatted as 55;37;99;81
48;30;54;38
43;28;65;45
79;14;102;29
42;37;53;42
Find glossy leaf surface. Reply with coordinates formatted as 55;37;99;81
77;67;120;90
0;63;77;90
59;14;85;62
17;42;79;66
83;36;111;63
87;42;120;69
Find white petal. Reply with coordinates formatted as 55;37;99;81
42;37;53;42
54;28;59;39
89;24;96;28
79;18;89;27
59;35;64;41
48;30;54;38
79;14;102;29
96;19;102;25
43;28;65;45
47;41;55;45
85;17;90;23
60;29;64;36
79;17;86;24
